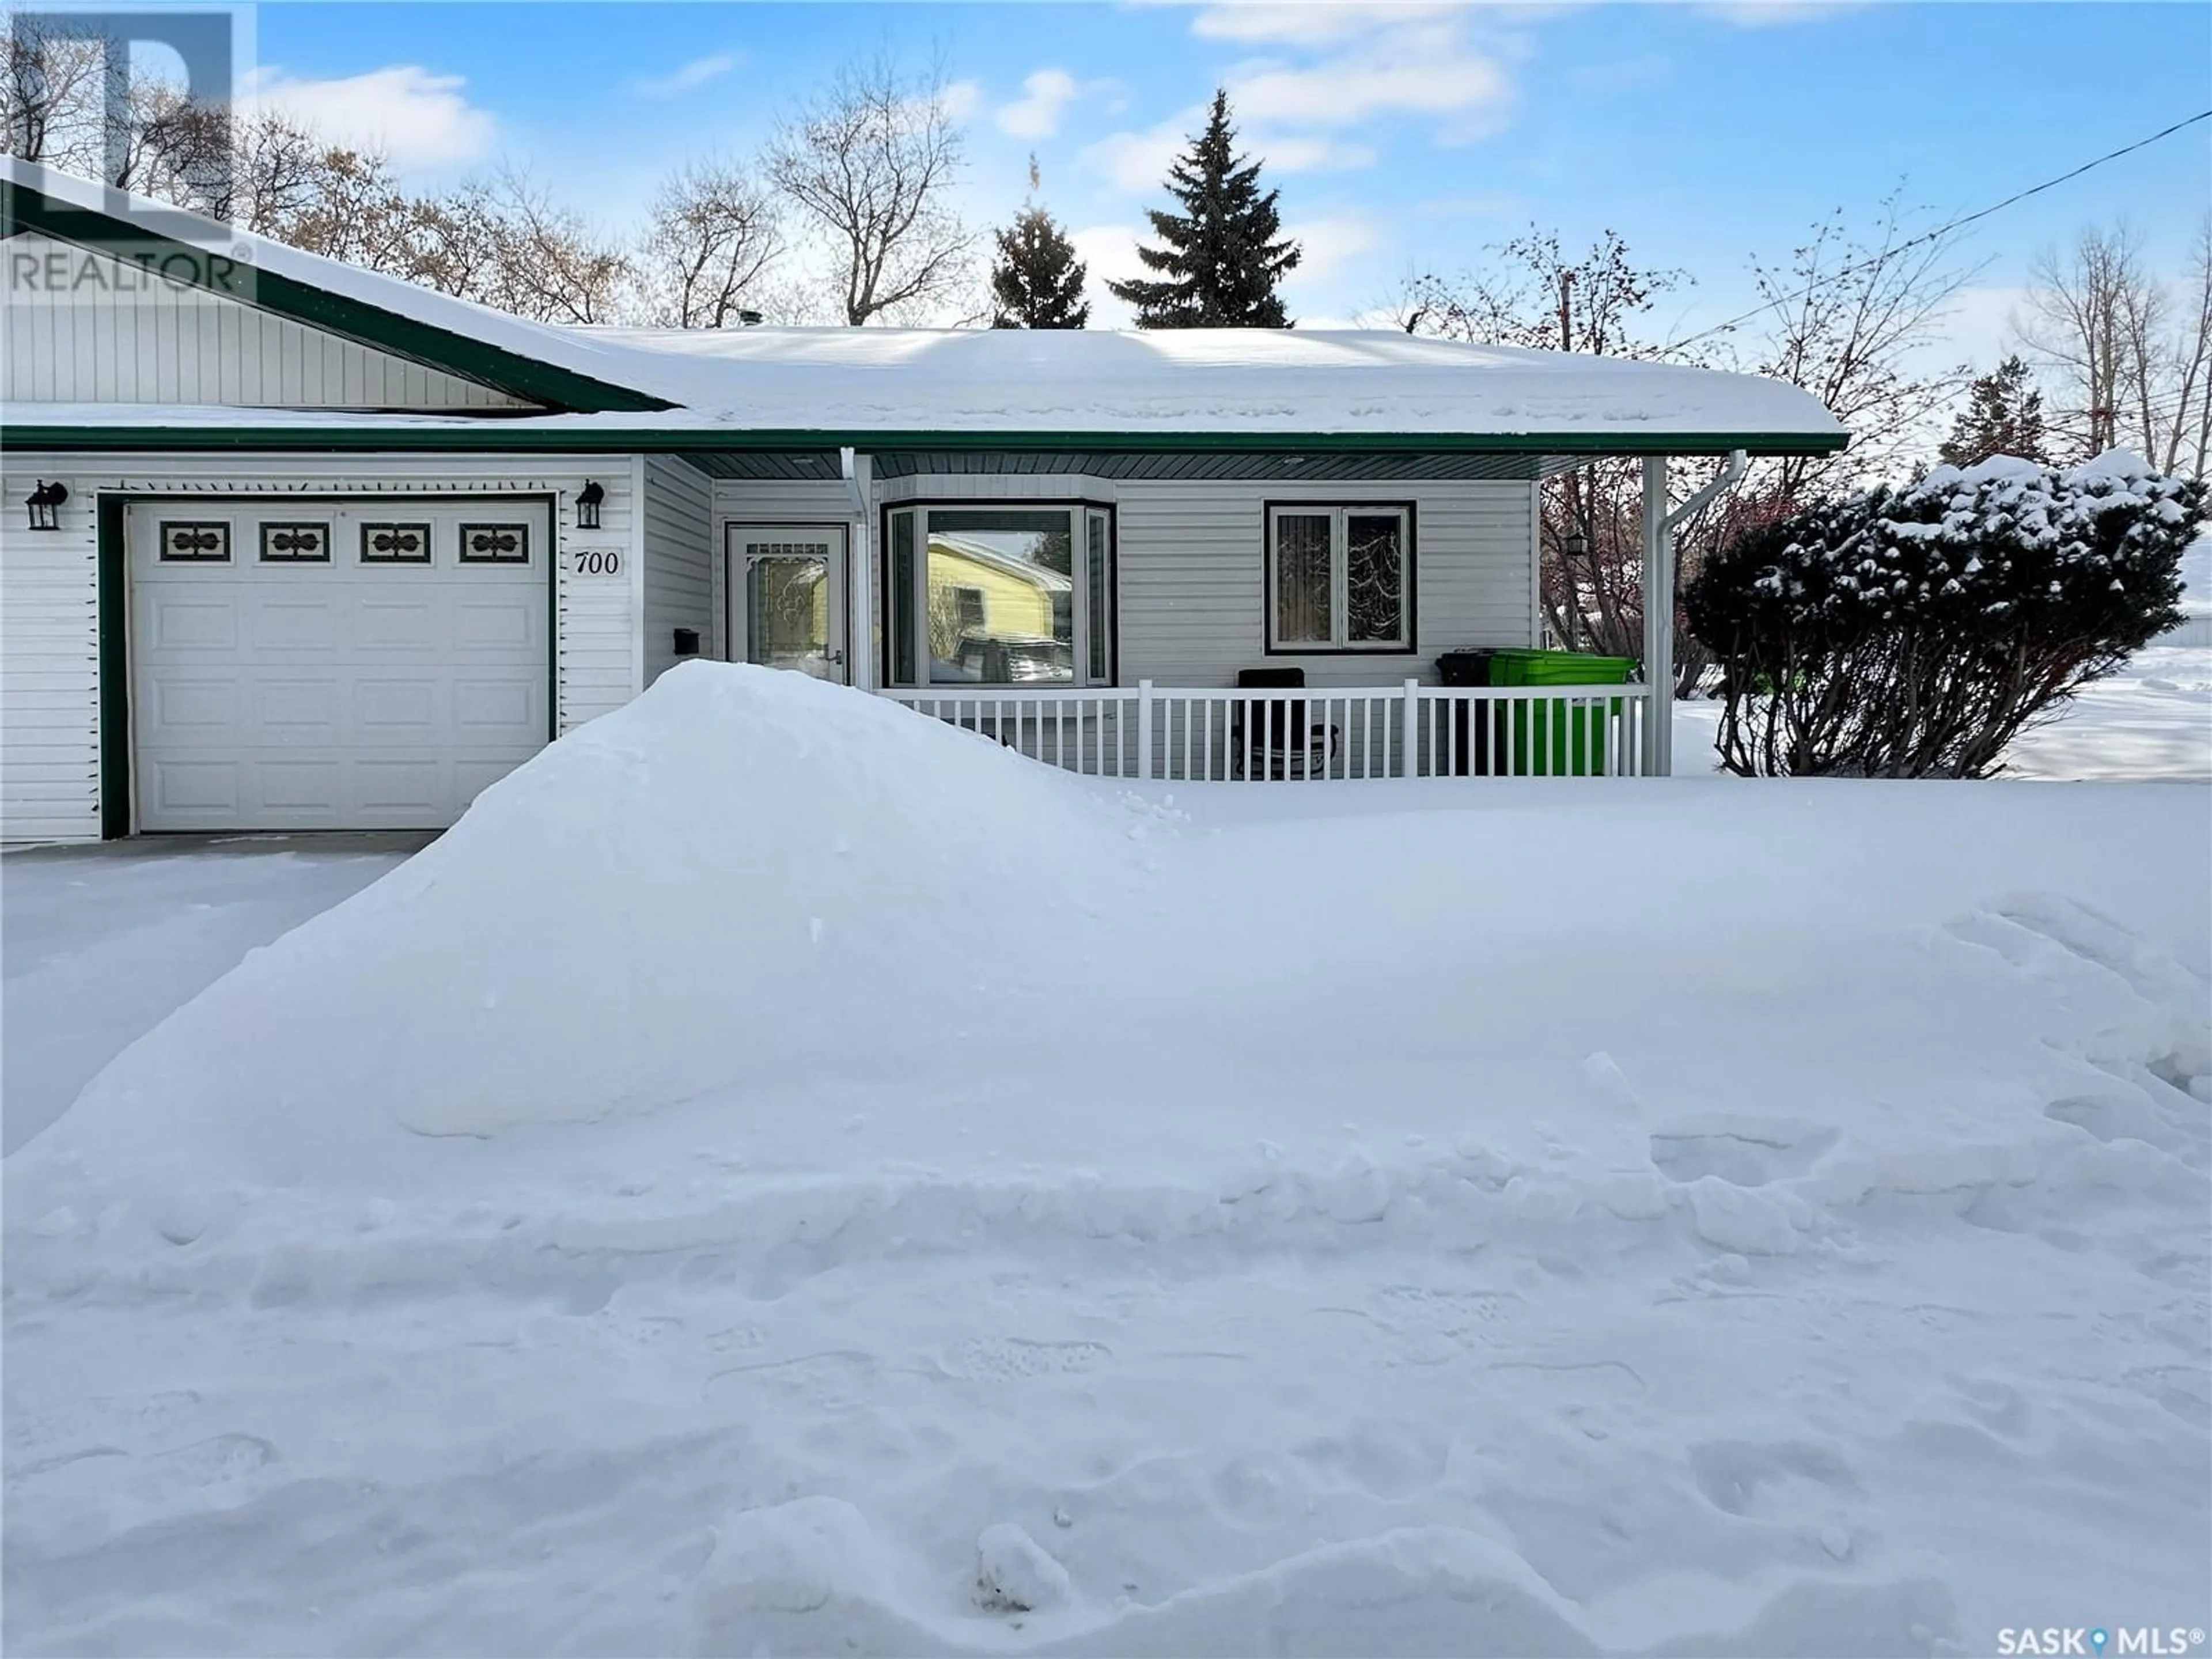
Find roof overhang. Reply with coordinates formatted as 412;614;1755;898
0;423;1847;461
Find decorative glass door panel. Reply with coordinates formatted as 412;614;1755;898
729;527;847;683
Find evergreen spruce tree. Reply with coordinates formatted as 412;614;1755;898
990;157;1090;328
1107;89;1300;328
1939;355;2050;468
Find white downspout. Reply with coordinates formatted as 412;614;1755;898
840;447;871;688
839;445;864;516
1641;448;1747;776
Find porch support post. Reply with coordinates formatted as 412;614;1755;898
840;448;873;688
1641;455;1673;778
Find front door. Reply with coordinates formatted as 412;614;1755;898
728;524;848;684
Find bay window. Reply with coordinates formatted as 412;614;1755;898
1267;503;1414;652
883;504;1115;686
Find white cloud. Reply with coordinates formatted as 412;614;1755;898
1224;21;1514;134
1696;1;1868;25
1082;114;1198;194
245;65;494;172
1070;223;1146;326
940;79;985;123
1082;105;1377;194
628;53;737;100
1085;4;1516;196
1283;213;1381;284
997;69;1081;140
1071;224;1147;287
1254;135;1380;174
1190;3;1471;49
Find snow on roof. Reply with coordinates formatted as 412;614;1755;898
559;325;1848;443
7;158;1846;447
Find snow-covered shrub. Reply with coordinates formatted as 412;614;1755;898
1684;452;2201;778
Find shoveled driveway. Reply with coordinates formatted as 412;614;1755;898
1;834;429;1153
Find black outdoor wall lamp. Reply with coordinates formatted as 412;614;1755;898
25;480;67;531
575;480;604;530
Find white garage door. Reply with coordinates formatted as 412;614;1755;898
129;501;551;831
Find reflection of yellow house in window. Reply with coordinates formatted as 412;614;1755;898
926;532;1073;663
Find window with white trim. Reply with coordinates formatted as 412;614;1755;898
884;503;1114;686
1266;504;1413;652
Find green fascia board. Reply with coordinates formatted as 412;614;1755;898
3;184;673;415
1;424;1849;457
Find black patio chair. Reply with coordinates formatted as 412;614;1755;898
1229;666;1340;780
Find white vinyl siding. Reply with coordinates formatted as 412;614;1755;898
1118;482;1532;687
0;479;101;842
3;232;535;411
1;454;642;842
708;479;858;666
873;473;1535;690
640;456;715;685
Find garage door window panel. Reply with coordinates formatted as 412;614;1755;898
459;523;531;566
160;522;230;563
259;522;330;563
361;523;433;565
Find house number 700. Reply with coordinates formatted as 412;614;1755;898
571;550;623;575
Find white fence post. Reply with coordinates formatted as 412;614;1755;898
1400;679;1420;778
1138;680;1154;780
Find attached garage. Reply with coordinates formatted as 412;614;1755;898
127;500;552;831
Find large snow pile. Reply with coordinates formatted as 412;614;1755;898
7;665;1158;1207
7;664;2209;1657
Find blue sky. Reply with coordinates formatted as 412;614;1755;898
241;1;2210;351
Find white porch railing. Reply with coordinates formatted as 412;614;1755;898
881;679;1653;781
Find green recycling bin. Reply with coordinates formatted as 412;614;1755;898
1482;649;1638;775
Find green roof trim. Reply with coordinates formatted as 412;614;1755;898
2;180;673;415
0;424;1848;457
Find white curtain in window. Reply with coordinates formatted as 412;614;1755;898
1275;513;1333;645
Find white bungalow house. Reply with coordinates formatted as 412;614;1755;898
1;158;1848;841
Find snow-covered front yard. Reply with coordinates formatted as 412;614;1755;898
5;664;2209;1657
1;838;423;1155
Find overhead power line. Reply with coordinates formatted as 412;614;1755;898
1672;109;2212;353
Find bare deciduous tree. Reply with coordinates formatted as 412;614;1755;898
640;157;783;329
1398;199;1972;692
1740;192;1974;499
1400;228;1690;361
2020;218;2212;480
765;55;975;326
174;109;336;236
1;16;110;171
448;165;632;324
